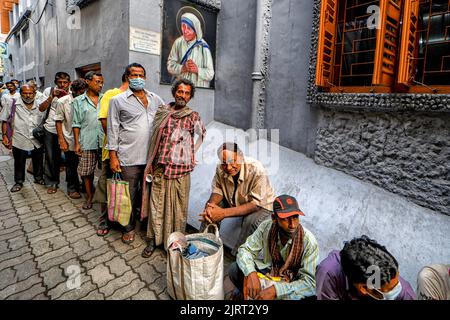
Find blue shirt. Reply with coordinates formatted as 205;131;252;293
72;93;104;151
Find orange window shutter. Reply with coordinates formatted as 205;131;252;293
397;0;420;86
315;0;339;87
373;0;402;86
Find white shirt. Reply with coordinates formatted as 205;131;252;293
0;98;45;151
1;92;21;111
53;94;75;151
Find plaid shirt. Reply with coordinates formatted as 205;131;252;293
156;109;206;179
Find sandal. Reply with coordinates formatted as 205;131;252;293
68;191;82;199
96;219;110;237
34;179;46;186
47;187;58;194
11;183;23;193
122;231;135;245
141;240;156;258
82;202;93;210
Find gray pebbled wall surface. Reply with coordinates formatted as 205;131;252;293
315;108;450;215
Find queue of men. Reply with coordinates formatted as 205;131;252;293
0;67;448;301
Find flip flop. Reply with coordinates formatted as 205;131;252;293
96;219;110;237
68;191;82;199
34;179;46;186
82;202;93;210
47;187;58;194
122;231;135;245
11;184;23;193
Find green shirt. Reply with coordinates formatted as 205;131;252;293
72;93;104;151
236;219;319;300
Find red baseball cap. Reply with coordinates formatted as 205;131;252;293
273;195;305;219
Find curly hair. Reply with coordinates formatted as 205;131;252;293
340;235;399;286
171;78;196;99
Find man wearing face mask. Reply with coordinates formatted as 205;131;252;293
107;63;165;244
1;85;45;193
228;195;319;300
140;78;206;258
316;235;416;300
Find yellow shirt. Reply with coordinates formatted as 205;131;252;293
99;88;123;161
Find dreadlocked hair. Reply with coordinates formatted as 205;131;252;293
268;221;305;282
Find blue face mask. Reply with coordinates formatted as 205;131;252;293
129;78;146;91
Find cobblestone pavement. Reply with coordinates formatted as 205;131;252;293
0;146;234;300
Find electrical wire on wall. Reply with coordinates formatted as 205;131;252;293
26;0;49;25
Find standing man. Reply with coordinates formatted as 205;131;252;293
315;235;416;300
1;81;20;112
54;79;87;199
94;73;129;236
200;142;275;255
141;78;206;258
108;63;164;243
167;12;215;88
38;72;71;195
229;195;319;300
1;85;45;192
73;72;104;210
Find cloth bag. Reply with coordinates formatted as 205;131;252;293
4;99;17;147
167;224;224;300
106;173;132;226
32;100;51;144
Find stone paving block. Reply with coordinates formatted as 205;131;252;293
149;251;166;274
158;289;171;300
21;212;50;224
0;274;42;299
81;289;105;300
79;245;109;262
0;239;8;252
28;230;61;245
131;288;157;300
7;235;28;251
0;226;22;239
13;259;39;282
41;265;67;290
105;256;131;277
0;246;30;262
29;203;46;212
16;206;32;215
85;234;107;250
36;246;72;266
148;275;166;296
2;217;20;229
88;264;115;287
0;213;16;222
22;221;40;234
39;251;77;272
72;239;92;256
47;235;69;250
58;279;98;300
98;270;139;297
109;238;136;254
33;293;50;300
65;225;93;239
82;251;116;270
48;274;88;300
71;217;88;228
107;278;145;300
0;268;16;290
0;252;34;271
31;239;53;257
104;232;122;243
55;213;81;224
135;262;164;286
58;220;77;233
27;225;59;239
38;217;55;229
6;282;47;300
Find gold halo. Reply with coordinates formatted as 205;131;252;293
176;6;206;37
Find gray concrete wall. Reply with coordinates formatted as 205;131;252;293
43;0;129;89
213;0;257;129
128;0;214;125
265;0;318;155
315;108;450;215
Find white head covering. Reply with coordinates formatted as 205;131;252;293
181;12;203;40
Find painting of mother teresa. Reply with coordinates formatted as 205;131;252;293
161;1;217;89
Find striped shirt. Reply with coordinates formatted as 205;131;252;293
156;105;206;179
237;219;319;300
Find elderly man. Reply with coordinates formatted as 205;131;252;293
141;78;206;258
38;72;71;195
229;195;319;300
167;12;214;88
73;72;104;210
108;63;164;243
1;85;45;192
316;235;416;300
200;142;275;255
54;79;87;199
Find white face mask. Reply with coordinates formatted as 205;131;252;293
369;281;403;300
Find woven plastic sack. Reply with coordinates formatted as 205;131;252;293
107;173;132;226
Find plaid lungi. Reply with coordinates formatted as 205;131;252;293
78;150;99;177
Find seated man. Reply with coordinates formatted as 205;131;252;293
200;142;275;255
316;235;416;300
417;264;450;300
228;195;319;300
